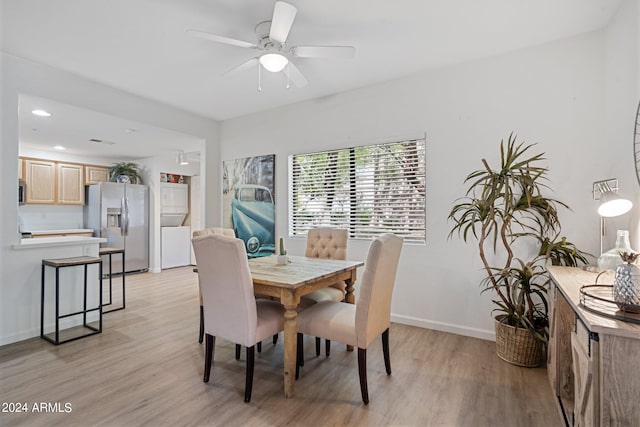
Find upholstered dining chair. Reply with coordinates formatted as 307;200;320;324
296;234;403;404
300;228;348;357
193;227;278;355
192;227;235;345
192;233;285;403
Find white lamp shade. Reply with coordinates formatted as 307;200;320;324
259;53;288;72
597;191;633;217
177;151;189;165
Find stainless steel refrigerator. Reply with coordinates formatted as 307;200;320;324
85;182;149;274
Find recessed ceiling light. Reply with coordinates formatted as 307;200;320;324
32;109;52;117
53;145;66;150
89;138;116;145
124;128;137;134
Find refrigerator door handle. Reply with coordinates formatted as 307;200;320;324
122;197;129;236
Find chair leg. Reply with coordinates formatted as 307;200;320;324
382;328;391;375
298;335;304;367
315;337;321;356
296;333;303;380
198;305;204;344
273;334;278;345
326;339;331;357
357;348;369;405
244;346;255;403
203;334;215;382
235;344;241;360
257;342;262;353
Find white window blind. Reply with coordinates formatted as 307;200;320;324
289;138;426;243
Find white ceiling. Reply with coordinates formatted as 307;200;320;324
18;95;203;160
2;0;621;120
3;0;622;122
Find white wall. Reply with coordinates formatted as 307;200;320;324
0;53;220;345
221;32;613;340
604;0;640;249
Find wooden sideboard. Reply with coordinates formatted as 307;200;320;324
547;266;640;426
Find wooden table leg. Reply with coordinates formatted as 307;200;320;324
344;271;357;351
282;293;299;398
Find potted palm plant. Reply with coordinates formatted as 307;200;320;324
448;134;589;367
108;162;143;184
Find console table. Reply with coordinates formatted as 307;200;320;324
547;266;640;426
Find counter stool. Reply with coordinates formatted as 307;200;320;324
41;256;103;345
99;247;126;313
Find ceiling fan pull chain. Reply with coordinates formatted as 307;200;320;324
258;63;262;92
286;62;291;89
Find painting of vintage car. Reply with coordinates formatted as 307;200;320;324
231;184;275;257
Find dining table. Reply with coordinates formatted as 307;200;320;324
247;255;364;398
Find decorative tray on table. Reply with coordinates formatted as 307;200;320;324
579;284;640;324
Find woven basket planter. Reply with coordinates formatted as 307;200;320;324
494;315;543;367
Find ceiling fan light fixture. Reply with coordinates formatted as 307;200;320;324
259;53;288;72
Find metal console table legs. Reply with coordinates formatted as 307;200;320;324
41;256;103;345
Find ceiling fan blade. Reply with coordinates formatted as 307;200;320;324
269;1;297;44
224;57;259;77
291;45;356;59
187;29;257;49
287;62;308;87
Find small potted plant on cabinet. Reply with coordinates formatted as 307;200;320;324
448;134;589;367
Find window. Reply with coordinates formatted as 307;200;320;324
289;138;426;243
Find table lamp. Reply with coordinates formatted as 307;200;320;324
593;178;633;254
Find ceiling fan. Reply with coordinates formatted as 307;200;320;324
187;1;355;88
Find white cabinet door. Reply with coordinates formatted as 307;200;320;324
161;226;191;269
161;183;188;213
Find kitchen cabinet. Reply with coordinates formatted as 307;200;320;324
18;157;24;181
23;158;85;205
24;159;56;204
57;163;84;205
85;165;110;185
547;267;640;426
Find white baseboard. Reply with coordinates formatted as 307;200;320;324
391;313;495;342
1;317;100;347
0;328;39;347
2;312;496;348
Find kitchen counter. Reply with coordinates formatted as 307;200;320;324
27;228;94;235
5;234;106;346
13;236;106;250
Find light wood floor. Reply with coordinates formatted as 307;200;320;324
0;267;561;427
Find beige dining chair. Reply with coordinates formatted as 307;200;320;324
193;227;235;345
192;233;285;402
193;227;278;355
296;233;403;404
300;228;348;357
